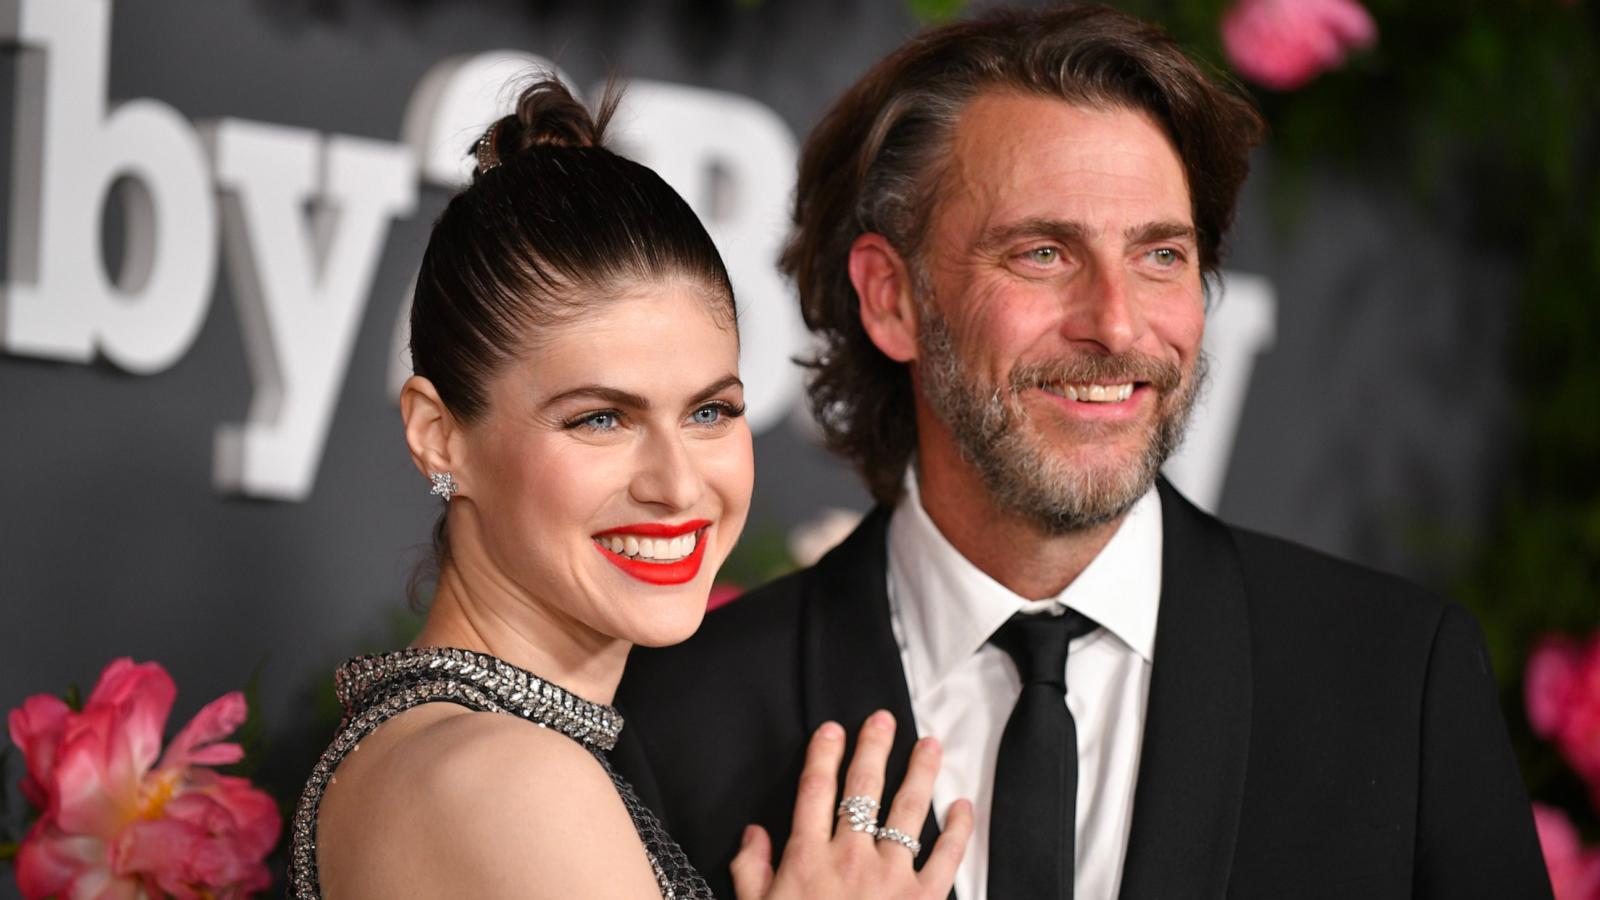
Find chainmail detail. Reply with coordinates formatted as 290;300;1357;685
288;647;714;899
593;748;717;899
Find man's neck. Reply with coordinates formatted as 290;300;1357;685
914;446;1127;601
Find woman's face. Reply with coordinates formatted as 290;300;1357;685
455;278;753;649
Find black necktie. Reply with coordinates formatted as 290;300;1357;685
987;609;1098;900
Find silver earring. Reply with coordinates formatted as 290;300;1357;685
428;471;459;502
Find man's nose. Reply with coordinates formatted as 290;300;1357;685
629;431;705;512
1058;262;1140;354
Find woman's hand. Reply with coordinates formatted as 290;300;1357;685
730;710;973;900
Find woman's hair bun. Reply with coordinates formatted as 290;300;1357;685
472;76;620;178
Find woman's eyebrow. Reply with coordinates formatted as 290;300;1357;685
541;385;651;410
541;375;742;411
687;375;743;405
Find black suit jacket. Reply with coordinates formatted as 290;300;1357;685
613;482;1552;899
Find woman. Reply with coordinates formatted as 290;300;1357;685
287;78;972;899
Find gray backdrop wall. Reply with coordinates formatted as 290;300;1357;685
0;0;1513;885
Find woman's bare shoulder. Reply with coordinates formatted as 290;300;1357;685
316;703;661;899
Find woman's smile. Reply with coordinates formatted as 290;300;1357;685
592;520;713;584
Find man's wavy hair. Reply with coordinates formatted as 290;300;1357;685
781;3;1265;505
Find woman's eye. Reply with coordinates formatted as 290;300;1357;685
690;401;745;428
573;411;619;431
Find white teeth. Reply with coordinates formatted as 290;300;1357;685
1048;382;1134;403
599;529;700;562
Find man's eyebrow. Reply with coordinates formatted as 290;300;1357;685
977;218;1094;251
1126;221;1198;245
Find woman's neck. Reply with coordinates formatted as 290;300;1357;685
412;563;630;706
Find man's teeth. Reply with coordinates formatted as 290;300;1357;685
600;532;698;562
1044;382;1135;402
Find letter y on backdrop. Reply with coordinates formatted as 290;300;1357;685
206;120;417;501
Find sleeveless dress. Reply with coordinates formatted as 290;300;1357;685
288;647;715;899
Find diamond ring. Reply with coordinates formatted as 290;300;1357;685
875;826;921;855
836;795;880;836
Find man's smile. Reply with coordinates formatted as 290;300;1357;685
1039;381;1137;403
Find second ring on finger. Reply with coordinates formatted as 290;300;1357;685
874;825;922;856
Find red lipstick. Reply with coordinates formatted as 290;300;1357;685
593;520;712;586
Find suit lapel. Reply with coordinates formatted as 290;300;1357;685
799;505;945;869
1117;481;1253;899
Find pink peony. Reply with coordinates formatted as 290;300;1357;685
708;583;744;612
1533;803;1600;900
1528;632;1600;810
6;658;280;899
1221;0;1377;91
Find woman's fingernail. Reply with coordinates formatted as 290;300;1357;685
919;736;941;753
817;721;844;740
870;709;894;729
741;824;757;848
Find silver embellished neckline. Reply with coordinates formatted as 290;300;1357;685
334;647;624;750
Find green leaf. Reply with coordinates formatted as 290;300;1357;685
221;658;270;780
908;0;967;24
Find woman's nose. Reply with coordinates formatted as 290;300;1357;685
628;431;705;511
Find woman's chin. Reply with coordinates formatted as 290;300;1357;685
628;616;706;649
619;587;712;648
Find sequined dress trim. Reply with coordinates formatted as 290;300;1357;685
288;647;713;899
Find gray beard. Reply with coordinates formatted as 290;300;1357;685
916;301;1206;535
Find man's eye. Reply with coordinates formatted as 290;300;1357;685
1149;248;1181;267
1022;246;1060;265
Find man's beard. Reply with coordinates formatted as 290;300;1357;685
916;301;1206;534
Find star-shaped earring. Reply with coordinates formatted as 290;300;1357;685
428;471;459;502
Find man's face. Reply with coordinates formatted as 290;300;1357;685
911;92;1206;533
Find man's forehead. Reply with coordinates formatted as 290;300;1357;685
936;91;1194;232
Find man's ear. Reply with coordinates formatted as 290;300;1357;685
400;375;467;490
849;233;920;363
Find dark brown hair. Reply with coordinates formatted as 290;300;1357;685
782;4;1266;504
412;77;734;423
409;77;734;598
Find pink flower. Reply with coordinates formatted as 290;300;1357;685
1221;0;1378;91
6;658;280;899
1533;803;1600;900
1528;633;1600;810
708;583;744;612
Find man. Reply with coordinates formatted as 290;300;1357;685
614;6;1552;899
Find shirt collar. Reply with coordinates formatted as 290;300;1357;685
886;471;1163;696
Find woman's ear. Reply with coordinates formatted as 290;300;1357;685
400;376;465;489
849;233;920;363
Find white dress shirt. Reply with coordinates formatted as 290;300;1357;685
885;473;1163;900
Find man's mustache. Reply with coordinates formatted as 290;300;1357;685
1009;353;1185;395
